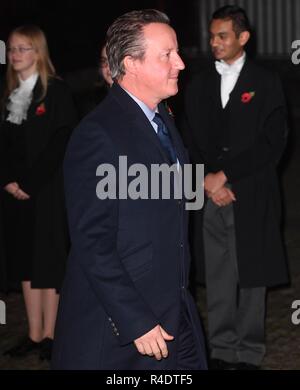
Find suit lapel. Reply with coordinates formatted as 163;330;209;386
110;83;179;165
224;59;254;109
27;77;43;119
158;102;186;165
209;58;254;111
208;69;223;112
134;113;171;165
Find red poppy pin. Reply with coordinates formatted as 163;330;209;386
241;91;255;103
35;103;46;116
165;102;174;117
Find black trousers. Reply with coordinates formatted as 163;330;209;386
203;199;266;365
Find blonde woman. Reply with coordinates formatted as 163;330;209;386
0;25;77;361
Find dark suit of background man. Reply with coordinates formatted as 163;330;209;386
184;5;289;370
51;9;207;370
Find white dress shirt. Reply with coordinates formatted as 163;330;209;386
6;73;38;125
215;52;246;108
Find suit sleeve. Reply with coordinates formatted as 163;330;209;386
18;83;78;195
63;120;158;346
221;73;288;183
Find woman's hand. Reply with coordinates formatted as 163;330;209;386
4;182;30;200
14;187;30;200
4;182;19;195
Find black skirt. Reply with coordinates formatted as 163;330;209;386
1;191;36;284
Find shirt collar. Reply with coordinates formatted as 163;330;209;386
221;51;246;69
18;73;38;91
215;51;246;75
120;86;156;122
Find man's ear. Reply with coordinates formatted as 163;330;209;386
123;55;137;76
239;30;250;47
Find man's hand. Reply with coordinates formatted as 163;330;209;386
211;186;236;207
134;325;174;360
204;171;227;198
4;182;30;200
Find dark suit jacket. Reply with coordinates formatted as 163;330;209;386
184;58;289;288
52;83;207;369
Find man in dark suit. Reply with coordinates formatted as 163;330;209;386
184;5;289;370
51;9;207;370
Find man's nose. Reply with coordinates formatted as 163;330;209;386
210;36;220;47
175;53;185;70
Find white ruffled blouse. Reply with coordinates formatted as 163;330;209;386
6;73;38;125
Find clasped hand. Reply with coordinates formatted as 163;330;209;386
204;171;236;207
4;182;30;200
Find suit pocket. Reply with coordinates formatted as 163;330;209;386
120;242;153;282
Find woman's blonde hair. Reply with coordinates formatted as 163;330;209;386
5;25;56;101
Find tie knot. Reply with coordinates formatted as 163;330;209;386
153;113;168;135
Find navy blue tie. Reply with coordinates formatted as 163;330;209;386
152;113;177;164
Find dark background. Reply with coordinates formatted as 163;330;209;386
0;0;299;268
1;0;299;247
1;1;299;112
0;0;299;222
0;1;300;370
0;0;199;73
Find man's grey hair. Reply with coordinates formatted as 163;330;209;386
106;9;170;81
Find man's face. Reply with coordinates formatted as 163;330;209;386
133;23;185;107
210;19;246;64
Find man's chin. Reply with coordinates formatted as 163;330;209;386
168;88;179;97
169;82;179;94
213;54;224;61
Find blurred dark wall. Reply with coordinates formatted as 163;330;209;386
0;0;198;74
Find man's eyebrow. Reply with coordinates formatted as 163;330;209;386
210;31;228;36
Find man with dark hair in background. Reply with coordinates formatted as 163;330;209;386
184;5;288;370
